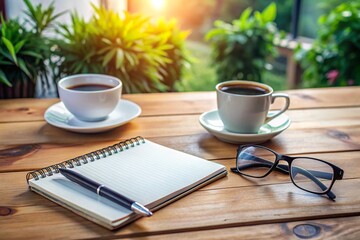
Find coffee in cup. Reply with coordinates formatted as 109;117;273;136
58;74;122;122
216;80;290;133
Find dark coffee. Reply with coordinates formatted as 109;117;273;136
220;84;269;95
68;84;113;91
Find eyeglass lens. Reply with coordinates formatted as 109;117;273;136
291;158;334;193
237;146;335;193
237;146;276;177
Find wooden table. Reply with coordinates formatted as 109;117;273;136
1;87;360;239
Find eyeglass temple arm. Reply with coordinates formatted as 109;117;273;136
289;167;336;200
232;154;336;200
231;164;336;200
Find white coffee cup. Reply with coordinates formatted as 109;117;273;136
216;80;290;133
58;74;122;122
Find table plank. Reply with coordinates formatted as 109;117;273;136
2;149;358;200
134;216;360;240
1;107;360;146
0;86;359;123
1;127;360;173
1;173;359;239
1;87;360;239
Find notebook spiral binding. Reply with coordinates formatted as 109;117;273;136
26;136;145;183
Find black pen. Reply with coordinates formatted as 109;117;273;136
59;168;153;217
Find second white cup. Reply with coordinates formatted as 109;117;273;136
216;80;290;134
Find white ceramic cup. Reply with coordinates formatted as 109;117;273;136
216;80;290;133
58;74;122;122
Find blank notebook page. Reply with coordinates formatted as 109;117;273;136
29;140;226;224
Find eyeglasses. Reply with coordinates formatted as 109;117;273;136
231;145;344;200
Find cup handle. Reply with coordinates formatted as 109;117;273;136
265;93;290;124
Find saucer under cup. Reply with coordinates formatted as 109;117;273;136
45;100;141;133
199;109;291;144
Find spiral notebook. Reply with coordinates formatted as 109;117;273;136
26;137;227;230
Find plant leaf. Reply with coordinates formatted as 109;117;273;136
261;2;276;22
205;28;226;41
0;59;13;65
21;50;43;59
101;38;112;45
254;11;263;24
50;10;67;22
238;7;252;30
14;40;26;53
2;37;18;64
18;58;33;79
115;49;124;69
0;69;12;87
102;49;116;66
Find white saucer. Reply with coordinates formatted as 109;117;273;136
44;100;141;133
199;110;291;144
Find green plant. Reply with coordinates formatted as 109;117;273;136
176;41;217;92
147;18;191;91
0;0;61;98
205;3;278;83
55;5;190;93
295;2;360;87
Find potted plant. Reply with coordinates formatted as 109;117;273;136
295;2;360;87
0;0;61;98
54;5;190;94
205;3;278;83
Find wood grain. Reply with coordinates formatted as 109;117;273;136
1;153;359;238
0;126;360;173
1;107;360;146
1;174;359;239
1;87;360;239
2;150;358;202
0;125;360;173
134;216;360;240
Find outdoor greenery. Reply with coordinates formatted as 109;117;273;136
0;0;61;98
295;2;360;87
1;0;359;98
216;0;292;34
177;41;286;92
176;41;216;91
205;3;279;83
146;18;191;91
130;0;292;41
299;0;355;38
55;5;189;94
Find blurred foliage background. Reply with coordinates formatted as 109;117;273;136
295;2;360;87
1;0;359;97
54;5;190;93
130;0;359;91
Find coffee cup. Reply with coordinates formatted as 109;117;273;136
58;74;122;122
216;80;290;133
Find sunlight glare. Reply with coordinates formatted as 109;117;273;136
150;0;165;10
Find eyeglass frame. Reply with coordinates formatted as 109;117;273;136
231;145;344;200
